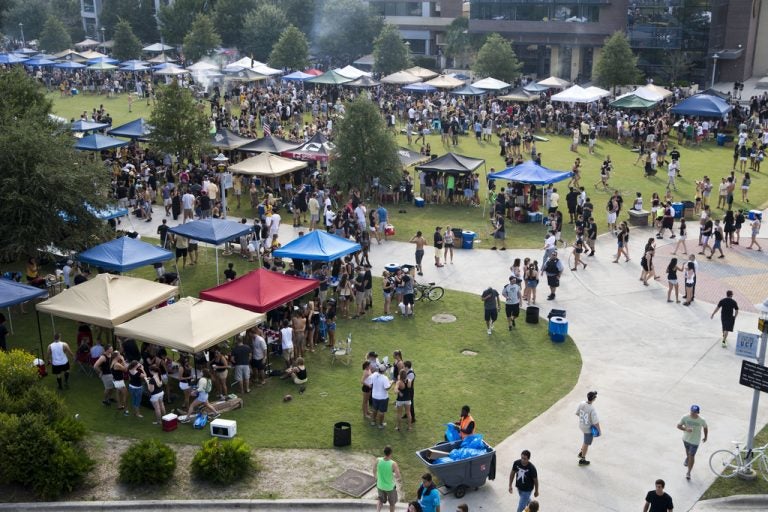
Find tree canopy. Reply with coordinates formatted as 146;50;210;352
269;24;309;71
38;15;72;53
149;79;211;161
158;0;209;46
373;24;410;76
472;33;521;83
111;19;143;62
0;69;111;259
330;97;401;194
183;13;222;63
213;0;259;48
595;31;642;92
99;0;158;43
316;0;383;67
444;16;485;69
240;4;289;62
4;0;49;42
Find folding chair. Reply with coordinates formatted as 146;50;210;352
330;333;352;366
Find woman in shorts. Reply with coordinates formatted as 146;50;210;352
178;357;194;410
361;361;374;420
395;369;413;431
183;368;218;421
443;226;455;264
523;260;539;304
110;351;128;414
147;365;166;426
666;258;683;303
382;271;394;315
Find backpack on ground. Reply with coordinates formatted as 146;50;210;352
193;412;208;429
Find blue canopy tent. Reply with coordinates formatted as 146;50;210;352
523;82;549;92
0;279;48;351
121;59;148;66
402;82;437;93
488;160;573;185
108;118;153;141
0;53;29;64
168;219;253;283
71;119;110;132
273;230;361;262
76;236;173;272
87;56;119;65
282;71;314;82
54;61;86;69
449;85;486;96
23;58;56;67
670;94;733;118
120;62;150;72
75;134;129;151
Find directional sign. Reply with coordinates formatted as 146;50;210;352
740;360;768;393
735;332;760;359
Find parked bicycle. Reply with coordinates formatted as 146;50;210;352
709;441;768;481
413;281;444;302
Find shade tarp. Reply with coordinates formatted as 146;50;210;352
346;76;381;88
238;135;303;154
381;71;421;85
334;65;371;79
635;84;673;100
609;93;658;110
76;237;173;272
425;75;464;89
108;118;153;140
306;70;354;85
537;76;571;88
229;153;307;177
415;152;485;174
282;71;314;82
273;230;361;262
0;279;47;308
280;132;335;162
211;129;255;150
670;94;733;117
488;160;573;185
114;297;264;353
402;82;436;93
75;134;129;151
71;120;110;132
450;85;486;96
200;268;319;313
471;77;511;90
404;66;438;79
168;219;252;245
498;87;537;102
36;274;177;328
397;147;431;168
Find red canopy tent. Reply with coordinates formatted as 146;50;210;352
199;268;319;313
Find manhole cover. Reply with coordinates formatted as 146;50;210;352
461;349;478;356
432;313;457;323
329;469;376;498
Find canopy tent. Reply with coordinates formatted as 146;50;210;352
346;76;381;88
75;134;129;151
143;42;174;52
108;118;153;141
120;59;148;66
76;237;173;273
54;61;86;70
415;152;485;175
282;71;314;82
252;64;282;76
404;66;438;80
238;135;303;154
551;85;608;103
380;71;421;85
281;132;335;162
0;53;28;64
0;280;47;351
187;61;219;72
471;77;511;90
114;297;264;354
228;153;308;177
583;86;611;100
306;70;354;85
498;88;537;102
200;268;319;313
75;38;100;49
450;85;486;96
523;82;549;92
36;274;177;328
88;62;118;71
304;68;322;76
53;49;87;61
211;129;255;151
16;47;38;55
425;75;464;89
397;147;431;168
120;62;150;72
89;205;129;221
334;65;371;79
79;50;107;60
224;67;268;81
23;58;56;67
155;67;189;76
71;120;110;132
609;93;659;110
273;230;361;262
147;54;176;64
402;82;437;93
226;57;263;70
699;88;729;100
353;54;374;67
488;160;573;185
635;84;673;100
537;76;571;88
670;94;733;117
87;56;119;65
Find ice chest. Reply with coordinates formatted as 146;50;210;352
415;197;425;207
385;224;395;236
210;418;237;438
162;413;178;432
748;210;763;221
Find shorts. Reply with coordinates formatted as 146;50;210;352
176;247;188;258
216;369;228;381
403;293;414;306
362;384;372;393
328;321;336;332
494;231;506;240
583;432;594;446
378;488;398;505
251;358;265;370
52;362;70;375
294;331;306;351
196;391;209;403
505;303;520;318
164;198;171;206
547;275;560;288
311;214;319;223
372;397;389;413
179;381;190;391
525;279;538;288
113;379;126;390
150;392;164;403
607;212;617;224
282;347;294;362
101;374;115;390
484;309;498;322
668;279;678;285
713;240;721;250
234;364;251;383
701;235;710;245
395;400;412;407
415;249;424;265
683;441;699;456
184;208;193;217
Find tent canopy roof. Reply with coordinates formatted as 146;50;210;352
282;71;314;82
610;93;658;110
36;274;177;328
75;134;129;151
0;279;47;308
471;77;511;90
397;147;431;168
404;66;438;79
114;297;264;354
334;65;371;79
380;71;421;85
143;42;174;52
635;83;673;100
273;230;361;262
200;268;319;313
498;87;537;102
415;152;485;174
71;120;110;132
107;118;153;140
76;237;173;272
670;94;733;117
211;129;255;150
488;160;573;185
280;132;335;162
229;153;308;176
346;76;381;88
238;135;303;154
537;76;571;88
307;70;354;84
402;82;436;93
551;85;608;103
450;85;486;96
169;219;252;245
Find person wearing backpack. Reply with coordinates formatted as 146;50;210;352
182;368;219;422
541;251;564;301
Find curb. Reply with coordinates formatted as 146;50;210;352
0;500;409;511
689;494;768;510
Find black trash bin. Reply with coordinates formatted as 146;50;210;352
334;421;351;447
451;228;463;241
525;306;540;324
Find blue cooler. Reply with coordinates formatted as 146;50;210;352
748;210;763;221
414;197;425;208
385;263;400;273
671;202;683;219
548;316;568;343
461;230;476;249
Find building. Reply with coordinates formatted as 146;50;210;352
79;0;173;39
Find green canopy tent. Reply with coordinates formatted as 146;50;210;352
306;70;354;85
609;93;659;110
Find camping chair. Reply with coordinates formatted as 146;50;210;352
75;341;95;377
330;333;352;366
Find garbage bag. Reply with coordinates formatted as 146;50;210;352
448;447;487;461
460;434;485;450
435;456;453;465
445;423;460;442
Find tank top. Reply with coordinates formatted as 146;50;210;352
50;341;68;366
398;380;413;402
376;458;396;491
129;370;143;387
149;376;163;396
111;363;125;381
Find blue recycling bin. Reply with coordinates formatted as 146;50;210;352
717;133;726;146
461;231;476;249
671;202;684;219
548;316;568;343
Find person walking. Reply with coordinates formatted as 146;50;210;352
491;212;507;250
612;223;630;263
541;251;564;301
711;290;739;347
706;219;725;259
671;218;688;255
502;276;522;330
409;231;427;276
509;449;540;512
374;446;402;512
433;227;445;267
666;258;683;303
746;217;762;251
677;404;708;480
481;285;501;335
417;473;441;512
576;390;600;466
47;333;74;390
643;479;673;512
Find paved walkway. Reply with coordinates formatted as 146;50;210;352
126;207;768;512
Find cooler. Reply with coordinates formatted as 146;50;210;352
528;212;543;223
748;210;763;221
671;202;683;219
161;413;178;432
548;316;568;343
385;224;395;236
461;231;476;249
210;418;237;438
385;263;401;273
415;197;425;208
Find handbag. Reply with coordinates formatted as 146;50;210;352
590;425;600;437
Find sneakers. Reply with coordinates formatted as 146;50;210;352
211;412;221;419
722;340;727;348
378;422;387;429
578;458;591;466
487;328;492;335
547;294;555;300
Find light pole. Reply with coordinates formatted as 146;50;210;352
19;23;25;47
101;27;105;45
710;53;720;89
745;298;768;459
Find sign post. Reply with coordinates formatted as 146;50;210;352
742;300;768;466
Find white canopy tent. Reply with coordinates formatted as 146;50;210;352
229;153;308;177
634;84;673;101
188;61;219;72
335;65;371;79
583;86;611;100
471;77;511;90
537;76;571;88
114;297;265;353
551;85;608;103
155;67;190;76
143;43;174;52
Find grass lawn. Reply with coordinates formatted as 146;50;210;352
701;422;768;500
6;241;580;499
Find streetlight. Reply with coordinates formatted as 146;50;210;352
711;53;720;89
18;23;24;47
101;27;105;44
745;298;768;460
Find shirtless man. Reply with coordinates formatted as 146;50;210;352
291;309;308;359
409;231;427;276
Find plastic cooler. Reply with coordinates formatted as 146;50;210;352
461;231;476;249
748;210;763;221
671;202;683;219
385;224;395;236
548;316;568;342
162;413;178;432
385;263;401;273
415;197;425;208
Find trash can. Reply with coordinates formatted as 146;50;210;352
461;231;476;249
671;202;684;219
333;421;351;447
717;133;726;146
682;200;695;220
548;316;568;343
525;306;539;324
452;228;463;242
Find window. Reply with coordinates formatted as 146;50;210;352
371;2;423;17
404;39;426;54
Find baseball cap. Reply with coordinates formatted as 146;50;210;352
587;391;598;401
690;404;700;413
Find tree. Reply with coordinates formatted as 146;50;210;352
316;0;383;67
0;0;13;28
0;69;111;260
158;0;209;46
5;0;51;42
269;24;309;71
183;13;222;63
240;4;289;62
444;16;483;69
99;0;158;43
50;0;84;42
662;51;694;85
595;31;642;93
112;19;143;62
213;0;258;48
373;24;410;76
38;15;72;53
149;79;211;161
279;0;315;37
330;97;401;194
473;33;521;83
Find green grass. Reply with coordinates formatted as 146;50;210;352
47;91;154;126
701;423;768;500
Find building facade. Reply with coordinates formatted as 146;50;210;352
79;0;173;39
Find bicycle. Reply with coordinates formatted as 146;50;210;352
413;281;445;302
709;441;768;481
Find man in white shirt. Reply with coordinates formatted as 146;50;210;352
308;193;320;231
667;161;678;191
48;333;74;390
370;364;392;429
280;319;294;367
354;203;367;231
251;327;267;386
181;191;196;223
542;231;557;266
269;210;282;237
324;205;336;231
502;276;522;329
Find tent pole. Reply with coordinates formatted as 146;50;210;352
173;259;183;296
36;309;44;361
216;247;220;285
7;307;12;334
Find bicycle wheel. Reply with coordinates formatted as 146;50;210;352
758;453;768;482
427;286;445;301
413;287;424;302
709;450;740;478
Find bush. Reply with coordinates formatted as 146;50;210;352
119;439;177;486
191;438;253;485
0;349;37;396
14;385;67;423
51;415;88;443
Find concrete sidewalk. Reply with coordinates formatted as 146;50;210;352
125;206;768;512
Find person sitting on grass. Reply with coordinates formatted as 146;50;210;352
282;357;308;392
